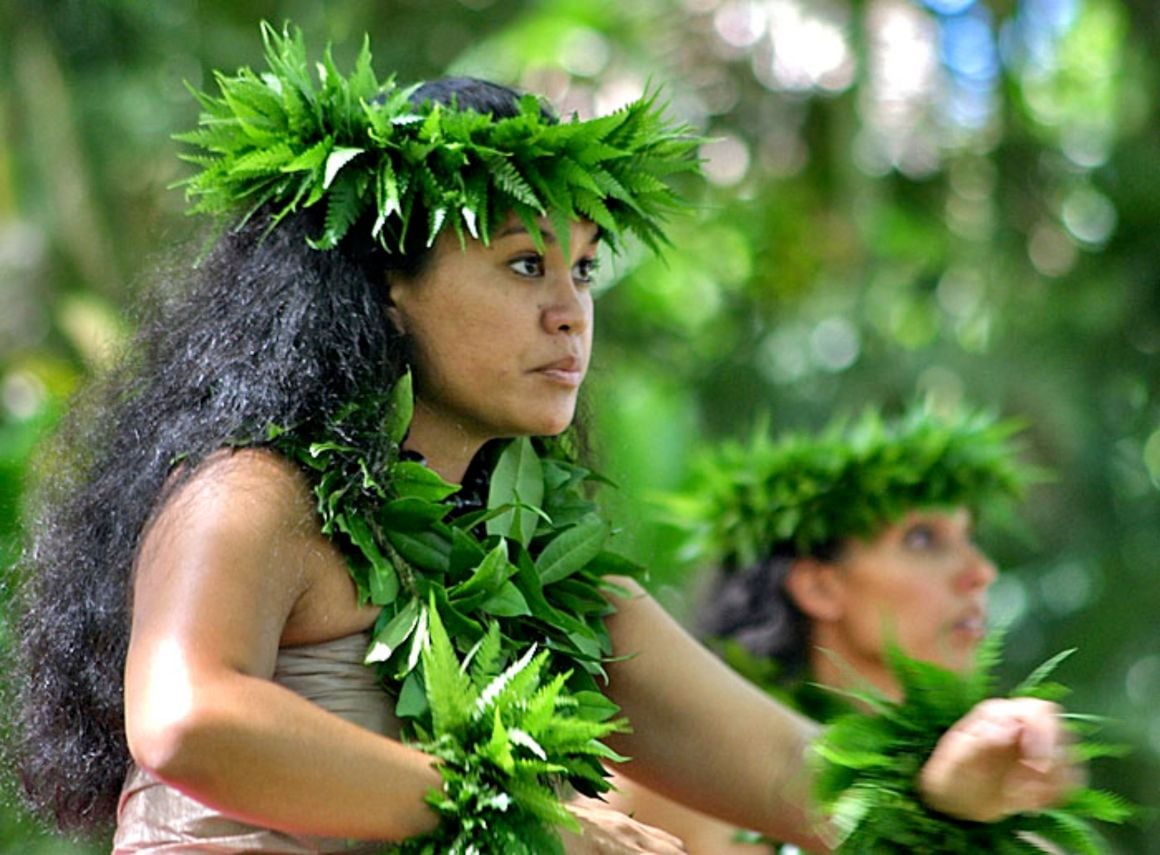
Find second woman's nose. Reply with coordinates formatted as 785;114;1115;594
956;546;998;594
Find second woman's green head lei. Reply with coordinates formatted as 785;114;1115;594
669;403;1043;569
175;22;702;256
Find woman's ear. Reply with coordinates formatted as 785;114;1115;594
784;557;845;623
384;277;407;334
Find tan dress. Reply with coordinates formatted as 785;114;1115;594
113;632;401;854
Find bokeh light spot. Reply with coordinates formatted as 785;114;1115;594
1061;186;1117;246
1038;560;1096;616
809;316;861;372
701;133;751;186
1126;655;1160;706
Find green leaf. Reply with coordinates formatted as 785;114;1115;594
365;597;421;664
466;622;504;688
386;527;452;571
323;146;365;187
368;557;400;606
383;496;451;529
1011;648;1076;697
390;461;461;502
536;515;610;585
486;438;545;547
585;550;647;581
571;690;622;725
421;600;476;735
479;582;531;617
811;636;1132;852
395;669;429;720
341;514;397;605
385;370;414;444
448;527;488;578
450;540;516;605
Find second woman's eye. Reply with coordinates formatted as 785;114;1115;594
509;254;545;278
903;524;937;551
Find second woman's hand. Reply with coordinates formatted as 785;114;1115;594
919;697;1081;822
562;798;689;854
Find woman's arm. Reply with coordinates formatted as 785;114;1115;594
602;579;825;851
124;449;442;842
602;579;1079;852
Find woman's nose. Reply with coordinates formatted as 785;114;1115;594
957;546;998;594
542;273;589;335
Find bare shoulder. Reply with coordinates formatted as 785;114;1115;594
137;447;375;647
156;446;319;533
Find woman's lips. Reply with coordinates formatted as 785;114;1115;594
952;610;987;640
533;357;585;387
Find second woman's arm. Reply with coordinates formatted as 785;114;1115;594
602;578;1078;852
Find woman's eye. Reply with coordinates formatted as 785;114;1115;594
903;524;937;550
572;256;600;285
509;255;544;278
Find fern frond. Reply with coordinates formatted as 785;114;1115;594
176;22;701;256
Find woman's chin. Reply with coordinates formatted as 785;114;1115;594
525;407;577;438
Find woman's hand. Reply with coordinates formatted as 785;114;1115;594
919;697;1082;822
562;798;688;854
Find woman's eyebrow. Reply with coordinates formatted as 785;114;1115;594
493;223;601;247
495;223;557;244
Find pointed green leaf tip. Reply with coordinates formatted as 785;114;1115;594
174;22;703;256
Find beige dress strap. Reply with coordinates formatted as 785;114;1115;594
113;632;401;854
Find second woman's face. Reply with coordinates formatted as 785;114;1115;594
387;215;598;459
822;507;997;676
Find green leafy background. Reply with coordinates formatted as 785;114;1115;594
1;1;1157;852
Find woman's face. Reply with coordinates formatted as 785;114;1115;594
387;215;598;475
800;507;997;687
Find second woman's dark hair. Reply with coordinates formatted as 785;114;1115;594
697;553;812;680
696;538;846;683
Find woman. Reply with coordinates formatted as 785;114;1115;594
8;25;1074;854
607;407;1054;853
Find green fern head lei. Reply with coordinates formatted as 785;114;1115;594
175;22;701;258
670;402;1041;570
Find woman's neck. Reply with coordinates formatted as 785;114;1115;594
809;644;903;704
403;403;488;484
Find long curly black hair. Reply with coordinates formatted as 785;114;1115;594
6;76;540;834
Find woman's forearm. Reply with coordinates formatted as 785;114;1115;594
602;578;829;851
127;666;442;842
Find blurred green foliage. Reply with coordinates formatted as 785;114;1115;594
1;0;1156;851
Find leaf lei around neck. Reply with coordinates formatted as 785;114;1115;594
175;22;702;258
265;373;646;852
812;634;1133;854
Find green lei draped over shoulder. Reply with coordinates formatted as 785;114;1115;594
264;375;641;853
